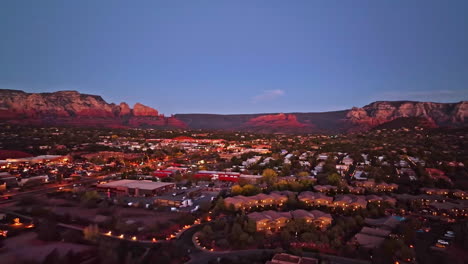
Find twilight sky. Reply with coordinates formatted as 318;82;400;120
1;0;467;114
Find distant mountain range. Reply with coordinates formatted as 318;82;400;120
0;89;466;133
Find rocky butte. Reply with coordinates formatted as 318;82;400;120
0;89;466;133
0;89;187;129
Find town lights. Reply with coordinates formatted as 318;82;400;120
12;218;22;226
152;238;157;243
132;236;137;241
106;231;112;236
118;234;124;239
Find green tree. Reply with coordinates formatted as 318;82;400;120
262;168;278;185
242;184;260;196
327;173;341;186
231;185;243;195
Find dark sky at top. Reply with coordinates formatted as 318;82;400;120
1;0;467;114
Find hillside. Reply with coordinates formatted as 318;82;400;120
0;89;466;133
0;89;187;129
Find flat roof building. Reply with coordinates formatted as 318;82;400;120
97;179;175;197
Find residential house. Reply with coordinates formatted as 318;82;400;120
290;209;333;228
224;193;288;210
398;167;417;181
364;216;402;230
336;164;349;176
354;179;398;192
313;185;338;193
428;201;468;217
353;226;391;249
248;210;292;232
453;189;468;200
426;168;452;183
342;156;354;166
366;195;396;206
332;195;367;209
421;188;449;196
348;186;365;194
248;209;333;232
298;191;333;206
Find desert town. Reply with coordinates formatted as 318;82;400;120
0;124;467;264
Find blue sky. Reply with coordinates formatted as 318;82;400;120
1;0;467;114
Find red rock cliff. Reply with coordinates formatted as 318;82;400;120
132;103;159;117
346;101;468;130
0;89;186;128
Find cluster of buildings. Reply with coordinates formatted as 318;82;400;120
194;170;262;183
352;179;399;192
248;209;332;232
427;201;468;218
0;155;95;190
393;193;468;218
352;216;403;249
96;179;213;209
97;179;176;197
225;190;397;212
298;191;396;209
224;192;288;210
312;181;399;194
419;187;468;199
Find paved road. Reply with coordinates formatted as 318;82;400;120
176;223;371;264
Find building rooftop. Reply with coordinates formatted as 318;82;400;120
354;233;386;249
99;179;174;190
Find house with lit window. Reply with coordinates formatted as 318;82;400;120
290;209;332;229
224;193;288;210
298;191;333;206
354;179;398;192
313;185;338;193
453;189;468;200
332;195;367;209
348;186;365;194
420;188;449;196
248;210;292;232
365;195;396;206
248;209;332;232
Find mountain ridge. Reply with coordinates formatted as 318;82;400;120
0;89;466;133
